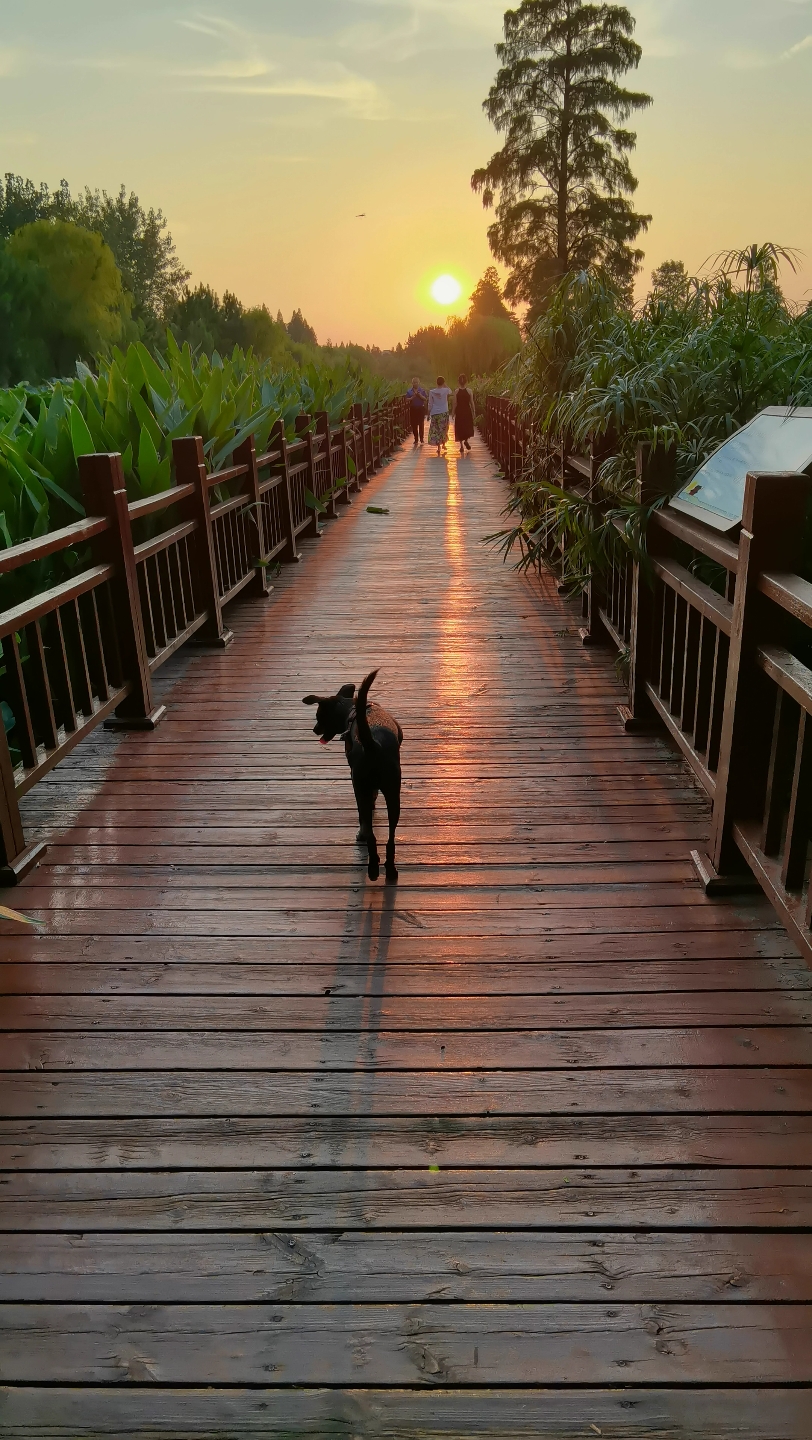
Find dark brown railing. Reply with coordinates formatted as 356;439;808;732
0;398;408;882
484;395;812;965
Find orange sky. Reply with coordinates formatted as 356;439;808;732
2;0;812;345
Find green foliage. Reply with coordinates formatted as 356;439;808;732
494;246;812;584
1;174;187;336
286;308;318;346
405;308;522;386
3;221;134;382
472;0;652;318
68;185;190;333
468;266;513;321
0;341;399;571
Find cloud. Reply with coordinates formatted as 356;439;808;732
172;9;385;117
724;32;812;68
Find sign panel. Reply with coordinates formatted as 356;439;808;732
669;407;812;532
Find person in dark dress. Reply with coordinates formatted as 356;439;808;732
405;377;428;444
454;373;475;454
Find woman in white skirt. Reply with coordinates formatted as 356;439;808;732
427;376;453;456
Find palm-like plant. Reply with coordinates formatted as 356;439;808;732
492;246;812;587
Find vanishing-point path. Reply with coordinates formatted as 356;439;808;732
0;437;810;1438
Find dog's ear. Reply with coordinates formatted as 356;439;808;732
302;694;321;706
338;683;356;698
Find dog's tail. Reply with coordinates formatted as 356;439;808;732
355;669;379;755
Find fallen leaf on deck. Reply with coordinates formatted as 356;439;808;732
0;904;42;927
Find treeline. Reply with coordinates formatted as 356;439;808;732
0;174;334;385
0;174;520;389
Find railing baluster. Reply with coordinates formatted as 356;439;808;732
172;437;233;649
79;452;166;727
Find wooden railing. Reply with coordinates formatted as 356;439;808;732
484;395;812;965
0;398;408;882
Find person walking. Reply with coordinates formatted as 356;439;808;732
427;376;453;456
405;377;428;445
454;374;475;455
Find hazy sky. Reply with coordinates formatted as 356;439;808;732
2;0;812;345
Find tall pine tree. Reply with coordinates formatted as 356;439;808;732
472;2;651;318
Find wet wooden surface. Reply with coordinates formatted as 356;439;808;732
1;437;810;1436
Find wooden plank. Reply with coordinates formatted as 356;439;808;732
2;957;807;995
5;993;809;1030
1;930;795;964
2;1386;810;1439
3;1114;810;1171
2;1230;810;1303
2;1067;809;1117
1;1302;811;1383
8;909;781;937
4;1026;811;1071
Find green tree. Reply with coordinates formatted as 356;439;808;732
70;185;189;332
287;308;318;346
0;175;188;335
472;1;652;318
6;220;132;377
0;246;51;384
649;259;689;306
0;173;72;238
469;265;513;320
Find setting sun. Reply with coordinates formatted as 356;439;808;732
430;274;463;306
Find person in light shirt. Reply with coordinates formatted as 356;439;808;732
427;376;453;456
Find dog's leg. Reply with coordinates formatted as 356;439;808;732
354;779;379;881
354;787;378;843
383;779;401;883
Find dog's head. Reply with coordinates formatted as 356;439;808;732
302;683;356;744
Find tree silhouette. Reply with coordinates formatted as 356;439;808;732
468;266;513;320
472;1;652;319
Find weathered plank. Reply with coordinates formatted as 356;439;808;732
3;1066;807;1116
2;1167;810;1230
4;1114;808;1169
3;1229;808;1302
1;1386;810;1439
2;1303;811;1383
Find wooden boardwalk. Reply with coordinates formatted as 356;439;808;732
1;437;811;1437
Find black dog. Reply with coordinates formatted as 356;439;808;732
303;670;402;883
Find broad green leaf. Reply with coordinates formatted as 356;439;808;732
70;407;95;460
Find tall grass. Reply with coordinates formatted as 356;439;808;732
493;246;812;584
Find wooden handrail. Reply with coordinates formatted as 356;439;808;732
650;557;734;635
759;569;812;626
0;563;114;637
133;519;198;565
127;483;196;520
0;515;109;574
757;642;812;715
651;506;740;571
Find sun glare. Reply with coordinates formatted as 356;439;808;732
431;274;462;306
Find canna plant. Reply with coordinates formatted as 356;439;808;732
0;339;398;556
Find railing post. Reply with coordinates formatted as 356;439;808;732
172;437;233;648
0;719;46;883
617;442;678;729
233;434;272;597
351;404;368;485
295;415;323;539
79;452;167;727
317;412;349;509
697;470;812;887
268;420;300;564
